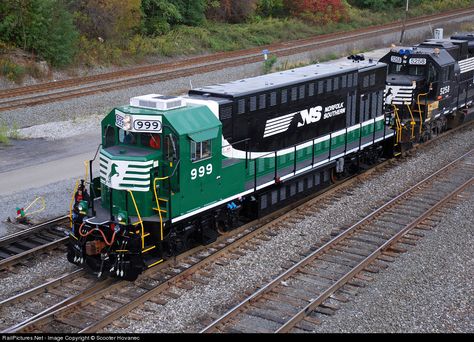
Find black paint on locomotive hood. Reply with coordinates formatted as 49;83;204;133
189;61;387;153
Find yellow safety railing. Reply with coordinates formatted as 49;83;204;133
84;160;89;183
69;160;89;230
417;92;429;135
392;105;402;144
69;180;80;228
127;190;145;249
153;176;169;241
405;104;416;139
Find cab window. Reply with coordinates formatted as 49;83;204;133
191;139;211;162
408;66;424;76
141;133;161;149
104;125;115;147
164;134;178;161
389;64;404;74
118;129;137;145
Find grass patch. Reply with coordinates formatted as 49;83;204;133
0;122;21;145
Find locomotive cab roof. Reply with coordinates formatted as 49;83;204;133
420;39;469;60
381;46;455;69
118;101;221;139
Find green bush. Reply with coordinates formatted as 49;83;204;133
263;55;277;73
0;59;25;84
0;0;78;67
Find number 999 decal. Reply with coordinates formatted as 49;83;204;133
191;164;213;180
133;119;162;132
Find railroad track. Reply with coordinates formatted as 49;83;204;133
1;7;474;112
200;150;474;333
0;269;114;332
0;216;70;271
2;122;473;333
4;155;402;333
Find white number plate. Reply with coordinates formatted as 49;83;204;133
409;58;426;65
390;56;402;64
133;119;162;132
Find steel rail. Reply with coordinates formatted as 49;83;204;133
9;155;399;333
276;177;473;332
0;216;69;270
200;149;474;333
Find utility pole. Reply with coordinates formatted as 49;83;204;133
400;0;409;44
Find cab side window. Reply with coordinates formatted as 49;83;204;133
191;139;212;162
104;125;115;147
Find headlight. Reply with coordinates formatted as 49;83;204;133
78;200;88;214
117;211;128;223
123;115;132;130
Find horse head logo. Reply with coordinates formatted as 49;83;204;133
107;163;120;184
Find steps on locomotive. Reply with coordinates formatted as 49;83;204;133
153;197;169;219
84;200;114;225
142;253;164;269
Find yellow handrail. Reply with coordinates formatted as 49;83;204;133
84;160;89;183
417;91;429;135
127;190;145;249
405;104;416;139
392;105;402;144
69;180;80;228
153;176;169;241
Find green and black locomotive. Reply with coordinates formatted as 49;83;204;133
68;34;474;280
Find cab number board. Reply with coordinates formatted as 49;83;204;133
409;58;426;65
133;119;162;132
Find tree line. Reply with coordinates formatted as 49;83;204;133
0;0;448;67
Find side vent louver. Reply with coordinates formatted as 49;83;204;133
130;94;185;110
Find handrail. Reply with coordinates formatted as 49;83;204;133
153;177;169;241
405;104;416;139
127;190;145;249
417;91;429;134
69;180;80;229
221;137;251;150
392;105;402;143
84;161;89;182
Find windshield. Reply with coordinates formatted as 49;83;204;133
408;65;425;76
389;63;405;74
117;129;161;149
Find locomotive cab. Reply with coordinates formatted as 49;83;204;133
380;42;463;147
68;94;222;280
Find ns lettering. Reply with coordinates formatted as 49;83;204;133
297;106;322;127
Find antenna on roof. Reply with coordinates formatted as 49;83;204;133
189;80;193;89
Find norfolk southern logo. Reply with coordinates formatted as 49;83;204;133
297;106;322;127
263;102;345;138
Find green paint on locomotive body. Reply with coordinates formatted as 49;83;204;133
95;102;247;221
93;99;387;224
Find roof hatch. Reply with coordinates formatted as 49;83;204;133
130;94;186;111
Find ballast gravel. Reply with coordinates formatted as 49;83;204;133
101;125;474;333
